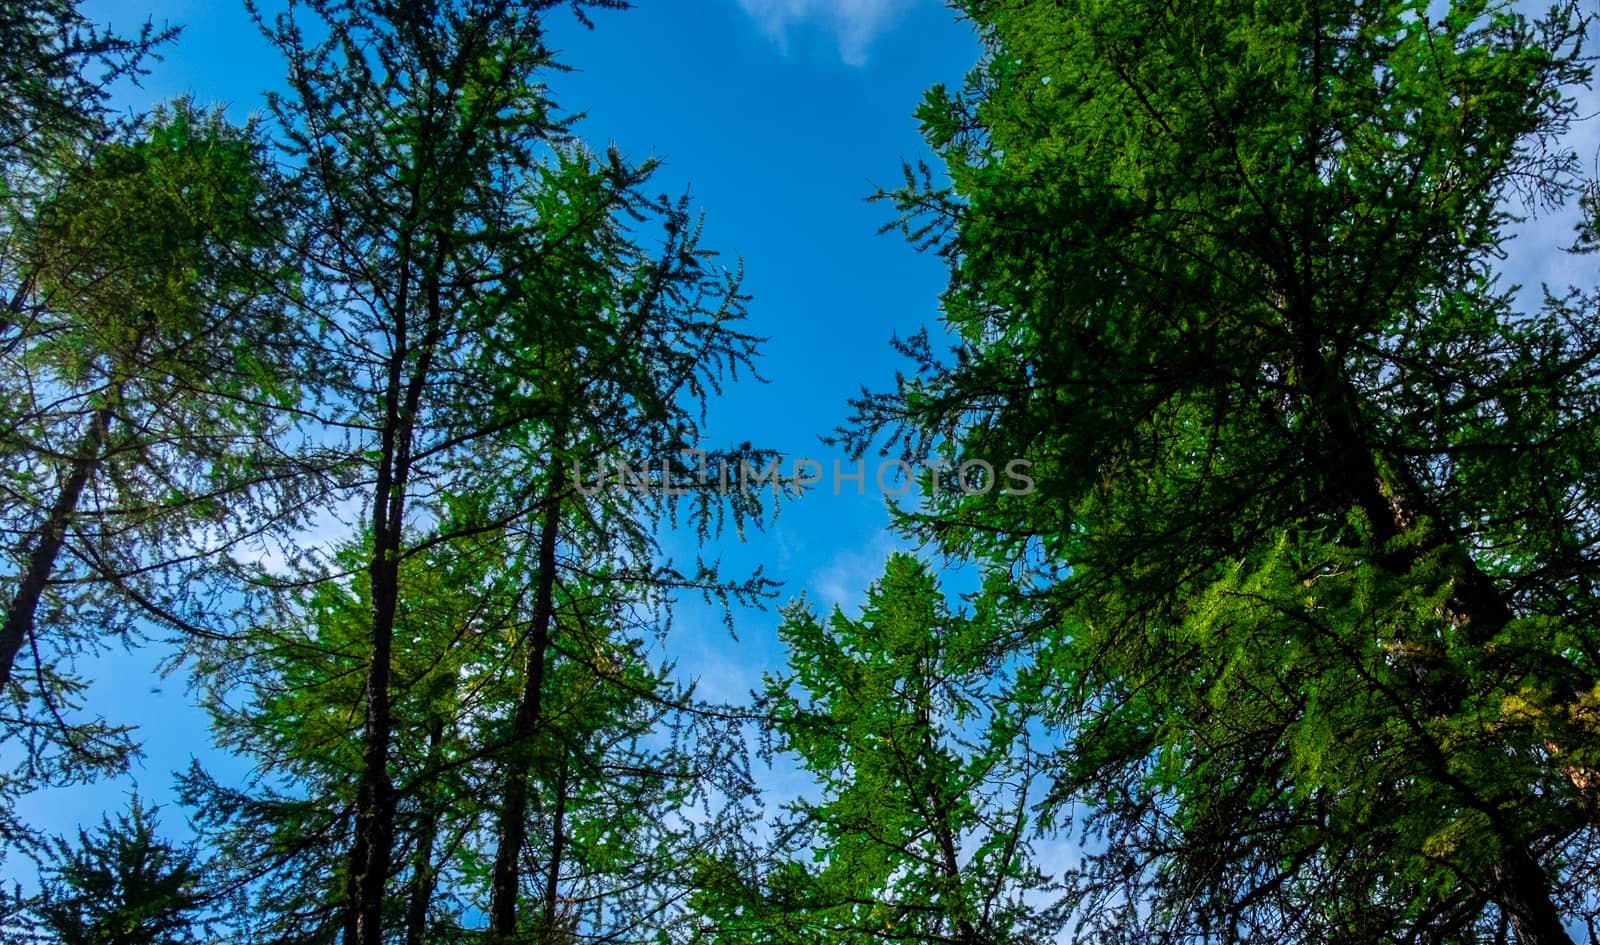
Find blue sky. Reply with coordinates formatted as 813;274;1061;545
6;0;983;846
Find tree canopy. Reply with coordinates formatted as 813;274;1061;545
846;1;1600;943
5;1;1600;944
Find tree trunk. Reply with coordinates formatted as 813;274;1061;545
1491;843;1578;945
539;751;571;943
488;469;564;940
345;512;400;945
1289;327;1573;945
919;699;976;945
0;398;115;695
403;718;447;945
344;259;443;945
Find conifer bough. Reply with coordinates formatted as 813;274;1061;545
851;1;1600;943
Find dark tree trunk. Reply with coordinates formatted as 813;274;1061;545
403;718;447;945
539;751;570;940
487;470;564;940
344;260;443;945
1289;325;1572;945
1491;843;1578;945
345;461;401;945
0;399;115;695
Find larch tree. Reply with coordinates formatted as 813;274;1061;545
692;554;1056;945
0;0;172;170
8;798;209;945
192;525;593;945
0;100;305;854
238;2;612;938
188;524;757;944
845;1;1600;943
474;144;773;945
219;2;773;942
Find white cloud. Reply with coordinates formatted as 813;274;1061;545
805;528;909;613
736;0;918;66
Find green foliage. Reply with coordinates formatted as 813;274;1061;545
185;531;525;943
848;1;1600;942
0;0;174;170
179;3;775;942
695;555;1057;945
17;798;208;945
0;98;306;857
189;525;757;945
0;1;775;943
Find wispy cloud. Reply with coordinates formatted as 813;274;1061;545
805;529;909;613
736;0;918;66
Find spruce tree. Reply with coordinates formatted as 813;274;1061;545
16;799;208;945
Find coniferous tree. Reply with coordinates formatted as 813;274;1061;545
233;4;610;937
187;530;531;944
474;144;773;945
10;798;208;945
693;555;1055;945
189;526;762;944
847;1;1600;943
191;3;774;941
0;100;305;854
0;0;172;171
